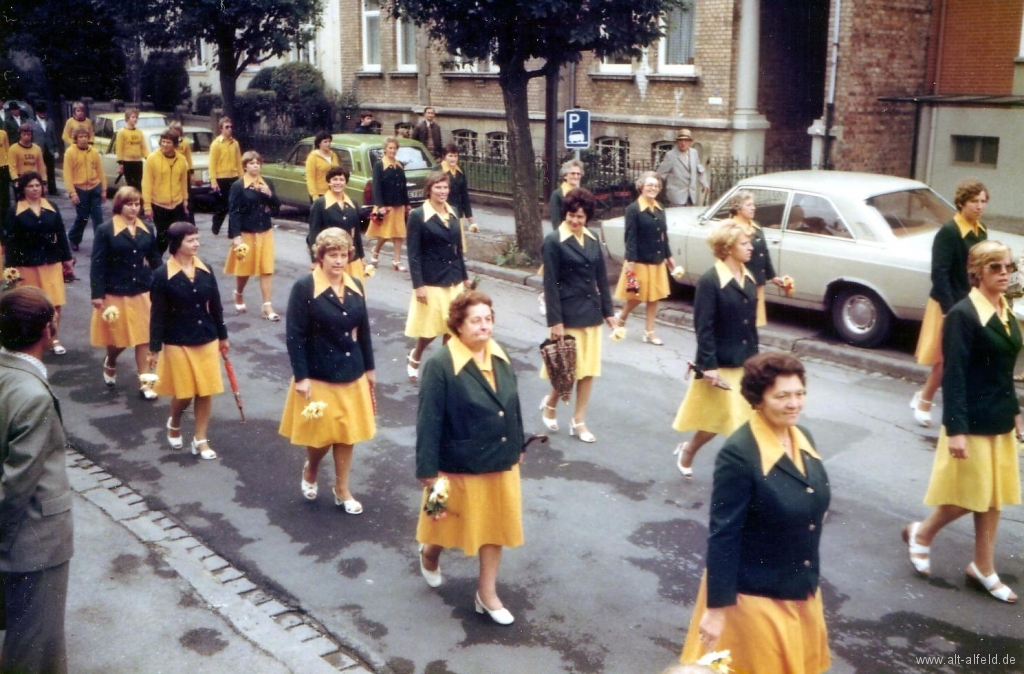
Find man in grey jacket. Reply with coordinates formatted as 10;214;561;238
657;129;710;206
30;103;61;194
0;286;73;674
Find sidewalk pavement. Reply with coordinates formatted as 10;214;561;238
62;448;372;674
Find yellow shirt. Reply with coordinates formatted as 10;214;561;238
115;127;146;162
0;130;9;166
177;138;193;169
142;150;188;211
63;144;105;191
209;135;242;181
10;143;44;180
305;150;338;198
954;213;986;239
62;117;94;148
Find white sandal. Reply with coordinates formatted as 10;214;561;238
103;357;117;386
191;438;217;460
166;418;183;449
965;562;1017;603
539;395;559;432
569;419;596;443
643;330;665;346
300;461;317;500
673;442;694;479
261;302;280;322
902;521;931;576
407;349;421;382
233;291;247;314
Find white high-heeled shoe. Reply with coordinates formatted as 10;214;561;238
539;396;558;432
965;562;1017;604
673;442;693;479
902;521;930;576
300;461;317;501
475;592;514;625
166;418;183;449
569;419;596;443
909;391;932;427
418;544;442;588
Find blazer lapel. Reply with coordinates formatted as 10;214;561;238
773;454;812;487
463;361;502;407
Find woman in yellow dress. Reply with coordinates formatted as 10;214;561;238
367;137;409;272
280;228;375;514
905;240;1021;603
729;190;784;327
90;186;162;399
680;352;831;673
672;220;757;478
612;171;678;345
3;172;73;354
539;188;617;443
148;222;228;461
224;151;282;321
416;290;525;625
404;171;467;382
304;131;338;202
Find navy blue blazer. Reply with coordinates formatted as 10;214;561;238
371;160;408;207
747;223;776;286
444;167;473;219
623;199;670;264
542;226;614;328
3;200;72;268
707;421;830;607
930;218;985;313
90;218;162;299
227;177;280;238
407;203;467;289
693;262;758;370
149;257;228;351
307;195;364;262
286;270;374;384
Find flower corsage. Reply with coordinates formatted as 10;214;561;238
609;326;627;342
423;476;451;520
671;265;686;281
3;267;21;289
300;400;327;420
138;372;160;387
234;243;250;261
696;650;732;673
781;275;795;296
102;306;120;323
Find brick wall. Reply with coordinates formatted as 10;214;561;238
934;0;1023;94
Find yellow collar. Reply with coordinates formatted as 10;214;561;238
448;336;509;375
968;286;1008;327
738;217;761;232
440;160;462;175
714;259;755;288
324;192;355;210
242;174;265;189
167;255;209;278
217;135;236;145
750;411;820;477
112;214;149;236
14;198;56;215
424;199;457;222
312;266;362;299
561;182;574;196
638;195;663;212
954;213;985;239
382;156;400;169
558;221;596;243
314;150;336;164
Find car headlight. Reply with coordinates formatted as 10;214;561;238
201;170;210;184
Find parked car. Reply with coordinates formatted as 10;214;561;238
260;134;438;224
92;112;169;143
601;170;1024;348
92;123;216;206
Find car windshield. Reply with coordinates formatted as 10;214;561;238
114;116;169;132
185;132;214;153
865;188;954;238
369;146;433;171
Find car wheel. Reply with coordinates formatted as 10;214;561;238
831;286;893;348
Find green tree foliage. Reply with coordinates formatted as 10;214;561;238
393;0;682;254
140;52;192;111
145;0;322;120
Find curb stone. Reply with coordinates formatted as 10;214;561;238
65;448;375;674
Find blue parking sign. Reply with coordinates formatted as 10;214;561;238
564;109;590;149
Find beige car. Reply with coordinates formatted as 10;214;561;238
601;171;1024;347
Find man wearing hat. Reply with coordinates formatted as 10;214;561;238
657;129;710;207
4;102;25;146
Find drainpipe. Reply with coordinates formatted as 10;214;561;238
822;0;842;169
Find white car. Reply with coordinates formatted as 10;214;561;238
601;171;1024;347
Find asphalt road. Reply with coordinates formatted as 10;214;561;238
50;202;1024;674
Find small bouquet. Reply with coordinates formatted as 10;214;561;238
671;265;686;282
370;209;386;224
609;326;627;342
300;400;328;420
625;270;640;294
696;650;732;673
363;263;376;278
781;275;795;295
233;243;250;261
3;267;21;290
138;372;160;387
101;306;120;323
468;223;480;233
423;476;451;520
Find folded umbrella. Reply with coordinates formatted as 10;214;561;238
221;353;245;422
539;335;577;404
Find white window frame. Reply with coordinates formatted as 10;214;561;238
486;132;508;161
451;129;479;158
595;136;630;173
658;5;697;76
361;0;382;72
396;18;418;72
599;53;633;74
447;49;499;73
187;39;208;71
651;141;675;166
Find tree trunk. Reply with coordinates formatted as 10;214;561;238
499;63;543;257
216;34;237;120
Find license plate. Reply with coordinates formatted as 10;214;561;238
408;189;424;200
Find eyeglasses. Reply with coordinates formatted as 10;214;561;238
223;125;233;128
987;262;1018;273
567;171;582;176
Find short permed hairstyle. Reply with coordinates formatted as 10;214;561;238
314;227;353;262
706;219;748;260
112;186;142;214
740;351;807;407
954;178;988;210
325;166;350;183
446;289;494;335
562;187;596;221
167;221;199;255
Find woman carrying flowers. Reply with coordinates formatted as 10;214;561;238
279;228;375;515
415;289;525;625
90;186;162;398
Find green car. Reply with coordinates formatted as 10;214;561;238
261;134;438;225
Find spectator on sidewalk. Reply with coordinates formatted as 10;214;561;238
115;107;146;191
3;102;25;145
142;131;189;255
0;285;74;674
412;107;443;159
30;102;61;192
657;129;710;207
353;111;376;134
61;101;93;149
208;117;242;236
64;126;107;251
10;124;45;198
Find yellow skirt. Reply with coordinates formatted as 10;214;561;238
223;230;275;277
672;367;750;436
154;341;224;399
366;207;406;239
613;262;670;303
756;285;767;327
540;325;602;380
404;283;465;338
680;573;830;674
346;257;365;283
90;293;151;348
17;263;66;307
416;464;524;556
278;375;376;447
915;298;944;365
923;429;1021;511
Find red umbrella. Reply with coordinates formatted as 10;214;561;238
221;353;245;422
